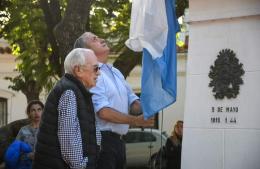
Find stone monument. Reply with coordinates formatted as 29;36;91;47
182;0;260;169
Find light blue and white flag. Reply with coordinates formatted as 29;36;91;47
126;0;180;119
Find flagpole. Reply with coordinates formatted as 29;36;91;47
159;109;164;169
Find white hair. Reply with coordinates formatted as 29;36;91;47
73;32;93;49
64;48;94;75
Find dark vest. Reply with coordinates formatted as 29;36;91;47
33;74;98;169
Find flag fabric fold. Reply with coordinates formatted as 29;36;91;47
126;0;180;119
125;0;168;59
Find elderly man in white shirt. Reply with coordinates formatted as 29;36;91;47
74;32;154;169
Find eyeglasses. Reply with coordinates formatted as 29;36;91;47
93;65;100;73
78;64;100;73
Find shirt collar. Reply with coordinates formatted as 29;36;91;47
99;62;113;69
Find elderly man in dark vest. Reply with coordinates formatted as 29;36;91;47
33;48;101;169
74;32;154;169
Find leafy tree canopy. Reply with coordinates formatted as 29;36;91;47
0;0;188;102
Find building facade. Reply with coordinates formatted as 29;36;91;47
0;39;27;127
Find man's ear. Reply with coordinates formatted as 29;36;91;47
73;66;82;77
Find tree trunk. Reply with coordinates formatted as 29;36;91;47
23;91;40;103
39;0;62;76
54;0;94;76
21;80;41;103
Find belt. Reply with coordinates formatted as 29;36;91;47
101;131;123;140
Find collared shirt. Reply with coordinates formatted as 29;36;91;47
58;90;101;169
90;63;139;135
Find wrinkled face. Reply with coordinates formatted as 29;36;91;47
85;32;110;63
75;53;100;88
29;104;43;123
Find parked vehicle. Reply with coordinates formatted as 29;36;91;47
122;128;167;168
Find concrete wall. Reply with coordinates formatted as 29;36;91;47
182;0;260;169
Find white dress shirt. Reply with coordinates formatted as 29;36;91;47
90;63;139;135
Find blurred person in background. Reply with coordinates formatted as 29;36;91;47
165;120;183;169
4;100;44;169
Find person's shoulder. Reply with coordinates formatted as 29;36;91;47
111;66;122;74
19;125;31;132
16;125;32;139
111;66;125;79
59;90;77;104
166;137;174;146
62;89;75;96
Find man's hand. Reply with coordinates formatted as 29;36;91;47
98;107;154;127
134;115;154;127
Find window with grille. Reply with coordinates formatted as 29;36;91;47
0;97;7;127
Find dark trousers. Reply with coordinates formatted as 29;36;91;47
96;131;126;169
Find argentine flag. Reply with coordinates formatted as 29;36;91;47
126;0;180;119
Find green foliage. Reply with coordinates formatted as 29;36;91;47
1;0;57;101
90;0;131;52
1;0;188;101
90;0;188;53
0;0;11;27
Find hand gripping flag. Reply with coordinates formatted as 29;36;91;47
126;0;180;119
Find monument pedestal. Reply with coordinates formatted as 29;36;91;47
182;1;260;169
